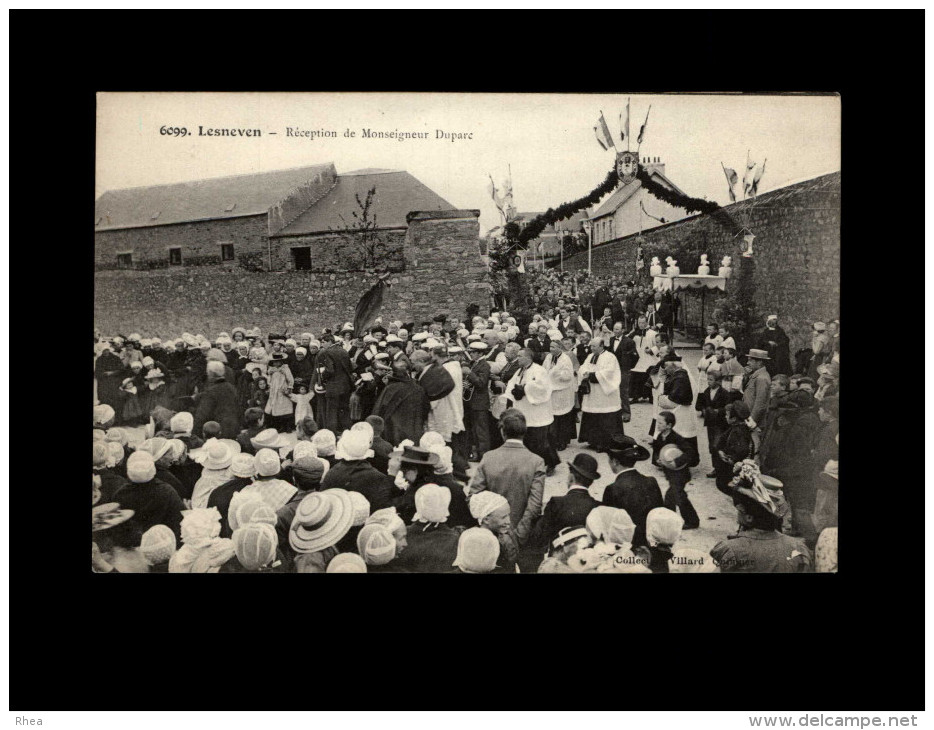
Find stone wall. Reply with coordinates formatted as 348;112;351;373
94;209;491;337
95;215;269;271
272;229;406;272
562;172;840;353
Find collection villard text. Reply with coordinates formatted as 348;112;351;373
159;125;474;142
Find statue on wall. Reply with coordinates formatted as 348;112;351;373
698;253;710;276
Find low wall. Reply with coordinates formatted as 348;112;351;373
563;172;840;353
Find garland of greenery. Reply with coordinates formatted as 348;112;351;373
515;164;741;246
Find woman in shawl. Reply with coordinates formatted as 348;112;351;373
95;342;126;412
166;339;193;402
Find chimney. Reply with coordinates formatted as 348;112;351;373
644;156;665;178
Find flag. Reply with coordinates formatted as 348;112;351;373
354;275;391;334
722;163;738;202
637;104;651;145
750;158;767;196
593;125;608;151
619;99;630;145
742;154;757;196
598;112;615;150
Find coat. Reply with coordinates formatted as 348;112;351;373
469;440;545;545
95;351;126;410
319;459;403;513
390;523;463;573
193;378;241;438
111;477;185;544
265;366;294;418
601;469;664;548
695;386;732;433
754;326;792;376
463;358;492;412
758;393;822;478
743;366;773;426
318;344;355;397
608;334;638;372
206;476;253;537
710;529;812;573
373;376;427;446
526;336;550;365
536;486;601;550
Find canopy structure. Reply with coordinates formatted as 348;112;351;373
652;273;729;342
653;274;728;292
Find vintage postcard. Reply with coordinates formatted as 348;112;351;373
93;92;840;574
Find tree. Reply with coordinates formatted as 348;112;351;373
333;185;382;269
713;255;758;358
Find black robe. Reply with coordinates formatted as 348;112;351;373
95;351;126;410
601;469;664;548
372;376;428;446
754;326;793;376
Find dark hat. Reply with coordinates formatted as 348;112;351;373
568;453;601;482
370;325;387;335
268;353;288;363
293;378;309;391
602;434;650;463
432;314;448;324
268;333;286;342
420;321;433;328
399;445;440;467
402;322;415;332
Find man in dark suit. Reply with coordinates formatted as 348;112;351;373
535;453;601;550
526;324;551;365
591;284;612;325
574;331;592;367
607;322;638;422
600;435;663;549
316;335;355;433
643;411;699;529
695;369;733;478
461;342;492;460
648;291;673;341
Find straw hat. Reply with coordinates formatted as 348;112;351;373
289;489;355;554
658;444;689;471
92;503;135;532
250;429;288;450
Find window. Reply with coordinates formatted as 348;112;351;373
220;243;235;261
117;253;133;269
292;247;312;271
169;247;182;265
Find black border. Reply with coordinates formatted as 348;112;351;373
10;10;923;711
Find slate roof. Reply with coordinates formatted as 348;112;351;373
590;169;685;220
275;170;453;236
95;163;336;231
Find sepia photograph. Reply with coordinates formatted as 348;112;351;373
92;91;840;575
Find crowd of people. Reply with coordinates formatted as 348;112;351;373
92;271;839;573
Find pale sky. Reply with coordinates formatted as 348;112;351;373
96;92;840;235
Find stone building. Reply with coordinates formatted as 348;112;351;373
95;164;454;272
94;165;491;335
587;157;688;246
